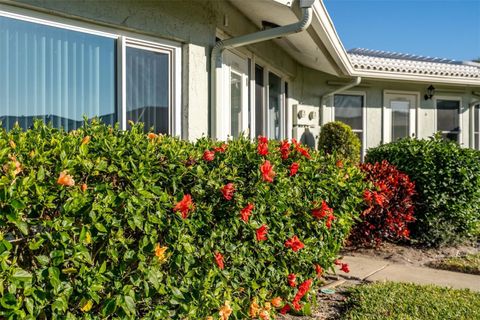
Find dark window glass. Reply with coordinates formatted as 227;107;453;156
437;100;459;132
391;100;409;140
255;65;264;137
475;105;479;150
126;47;169;133
334;94;363;130
268;72;281;139
0;15;116;131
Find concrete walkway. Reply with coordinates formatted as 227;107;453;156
336;255;480;292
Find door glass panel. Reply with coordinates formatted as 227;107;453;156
255;65;264;137
0;15;116;131
126;47;169;133
268;72;281;139
391;100;409;140
230;72;242;138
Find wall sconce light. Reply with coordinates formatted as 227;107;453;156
424;85;435;100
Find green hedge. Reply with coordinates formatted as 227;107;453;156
366;136;480;246
317;121;361;163
0;121;367;319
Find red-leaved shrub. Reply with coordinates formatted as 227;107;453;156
350;160;416;246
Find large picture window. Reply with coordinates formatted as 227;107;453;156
0;11;180;134
0;14;116;131
436;99;460;142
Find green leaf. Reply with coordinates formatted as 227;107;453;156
11;268;32;282
10;199;26;210
94;223;107;233
122;296;136;316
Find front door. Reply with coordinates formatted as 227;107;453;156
384;92;417;142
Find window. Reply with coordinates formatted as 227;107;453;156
254;64;264;137
0;14;116;131
474;104;480;149
391;101;409;141
436;99;460;142
252;64;286;140
0;10;180;134
334;94;364;143
125;44;171;134
268;72;282;140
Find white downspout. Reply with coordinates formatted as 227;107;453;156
320;76;361;123
210;0;315;139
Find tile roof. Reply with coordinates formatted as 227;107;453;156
347;48;480;79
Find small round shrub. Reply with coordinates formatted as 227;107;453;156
0;120;367;319
318;121;361;163
366;136;480;246
349;160;416;247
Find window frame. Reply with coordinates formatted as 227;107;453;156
332;91;367;156
471;103;480;150
434;95;462;143
250;56;289;141
0;5;182;136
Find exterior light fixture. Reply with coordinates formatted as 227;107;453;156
424;85;435;100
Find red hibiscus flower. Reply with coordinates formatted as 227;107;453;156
279;140;291;160
315;264;323;278
256;224;268;241
289;162;299;176
334;259;342;266
214;251;224;270
297;146;311;159
312;200;333;219
280;304;291;315
292;278;312;311
260;160;276;183
373;192;384;205
214;144;228;153
287;273;296;287
203;150;215;161
257;136;269;156
285;236;304;252
173;194;195;219
340;263;350;273
325;213;336;229
221;183;235;200
240;203;254;223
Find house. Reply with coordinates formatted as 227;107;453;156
1;0;479;154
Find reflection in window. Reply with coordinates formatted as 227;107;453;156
334;94;363;143
255;65;264;137
437;99;459;142
391;100;409;140
126;47;169;133
230;72;242;138
268;72;281;140
475;105;479;149
0;15;116;131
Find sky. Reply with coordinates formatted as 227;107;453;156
323;0;480;62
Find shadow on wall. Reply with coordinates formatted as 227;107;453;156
300;127;316;149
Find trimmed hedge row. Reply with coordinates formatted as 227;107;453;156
0;121;367;319
366;136;480;246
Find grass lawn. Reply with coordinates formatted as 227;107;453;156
428;252;480;275
341;282;480;320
